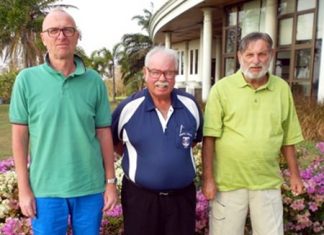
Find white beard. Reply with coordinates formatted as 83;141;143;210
240;62;270;80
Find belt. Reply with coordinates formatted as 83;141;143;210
123;175;195;196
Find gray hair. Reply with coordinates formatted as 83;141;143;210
238;32;273;53
145;46;178;68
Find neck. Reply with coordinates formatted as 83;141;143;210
151;95;172;119
48;55;75;77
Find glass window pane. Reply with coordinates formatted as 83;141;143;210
180;51;184;75
278;0;295;16
296;13;314;43
190;50;193;74
279;18;293;45
195;49;199;74
227;7;237;26
317;0;324;38
225;28;237;53
275;51;291;81
225;58;235;76
294;49;311;80
239;0;263;36
297;0;316;11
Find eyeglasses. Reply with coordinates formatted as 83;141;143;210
42;27;77;38
146;67;177;80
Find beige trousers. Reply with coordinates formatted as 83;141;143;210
209;189;284;235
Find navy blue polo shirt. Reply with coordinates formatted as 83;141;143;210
112;88;203;191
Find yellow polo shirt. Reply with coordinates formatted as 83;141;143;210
203;71;303;191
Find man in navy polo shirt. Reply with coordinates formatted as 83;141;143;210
112;46;203;235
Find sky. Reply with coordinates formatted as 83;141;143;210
62;0;162;56
0;0;163;68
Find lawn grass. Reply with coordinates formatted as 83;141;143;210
0;104;11;160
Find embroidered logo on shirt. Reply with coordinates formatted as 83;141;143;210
179;124;193;149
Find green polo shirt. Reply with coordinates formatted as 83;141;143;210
203;70;303;191
9;55;111;197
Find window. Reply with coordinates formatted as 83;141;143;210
276;0;318;96
222;0;266;77
178;51;184;75
189;49;199;75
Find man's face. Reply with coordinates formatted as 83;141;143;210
41;11;79;60
144;52;177;100
238;39;273;80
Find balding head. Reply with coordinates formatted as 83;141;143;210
42;8;77;31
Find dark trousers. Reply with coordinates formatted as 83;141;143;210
121;176;196;235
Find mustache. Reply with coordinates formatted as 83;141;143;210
249;63;264;69
155;81;169;88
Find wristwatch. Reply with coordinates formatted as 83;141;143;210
106;177;117;184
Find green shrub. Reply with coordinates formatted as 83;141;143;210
0;71;18;104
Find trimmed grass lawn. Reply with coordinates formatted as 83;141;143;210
0;104;11;160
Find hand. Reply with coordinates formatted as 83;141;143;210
290;175;304;196
202;178;217;200
18;189;36;218
103;184;118;211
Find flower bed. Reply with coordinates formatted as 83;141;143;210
0;142;323;235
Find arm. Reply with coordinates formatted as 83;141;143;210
114;141;123;156
202;136;217;200
12;124;36;218
281;145;304;195
96;127;118;211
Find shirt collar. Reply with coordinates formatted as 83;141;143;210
44;54;86;77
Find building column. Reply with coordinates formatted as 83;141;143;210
318;31;324;102
202;8;213;102
184;41;189;82
164;32;172;48
265;0;277;71
215;36;221;82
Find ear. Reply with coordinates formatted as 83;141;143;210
143;67;148;81
269;48;274;59
40;32;47;47
237;51;242;64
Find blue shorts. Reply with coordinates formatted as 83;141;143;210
32;193;104;235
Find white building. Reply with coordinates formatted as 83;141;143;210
150;0;324;103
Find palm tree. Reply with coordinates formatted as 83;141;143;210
0;0;75;68
131;3;153;35
119;3;154;92
90;44;123;102
91;48;112;79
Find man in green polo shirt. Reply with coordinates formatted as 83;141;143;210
9;8;117;234
202;32;304;235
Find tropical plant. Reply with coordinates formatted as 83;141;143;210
0;70;18;104
75;46;92;67
0;0;75;68
119;3;154;93
90;43;126;101
1;142;323;234
91;48;113;79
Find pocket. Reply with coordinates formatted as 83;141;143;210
211;196;226;221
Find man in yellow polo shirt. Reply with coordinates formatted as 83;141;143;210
202;32;304;235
